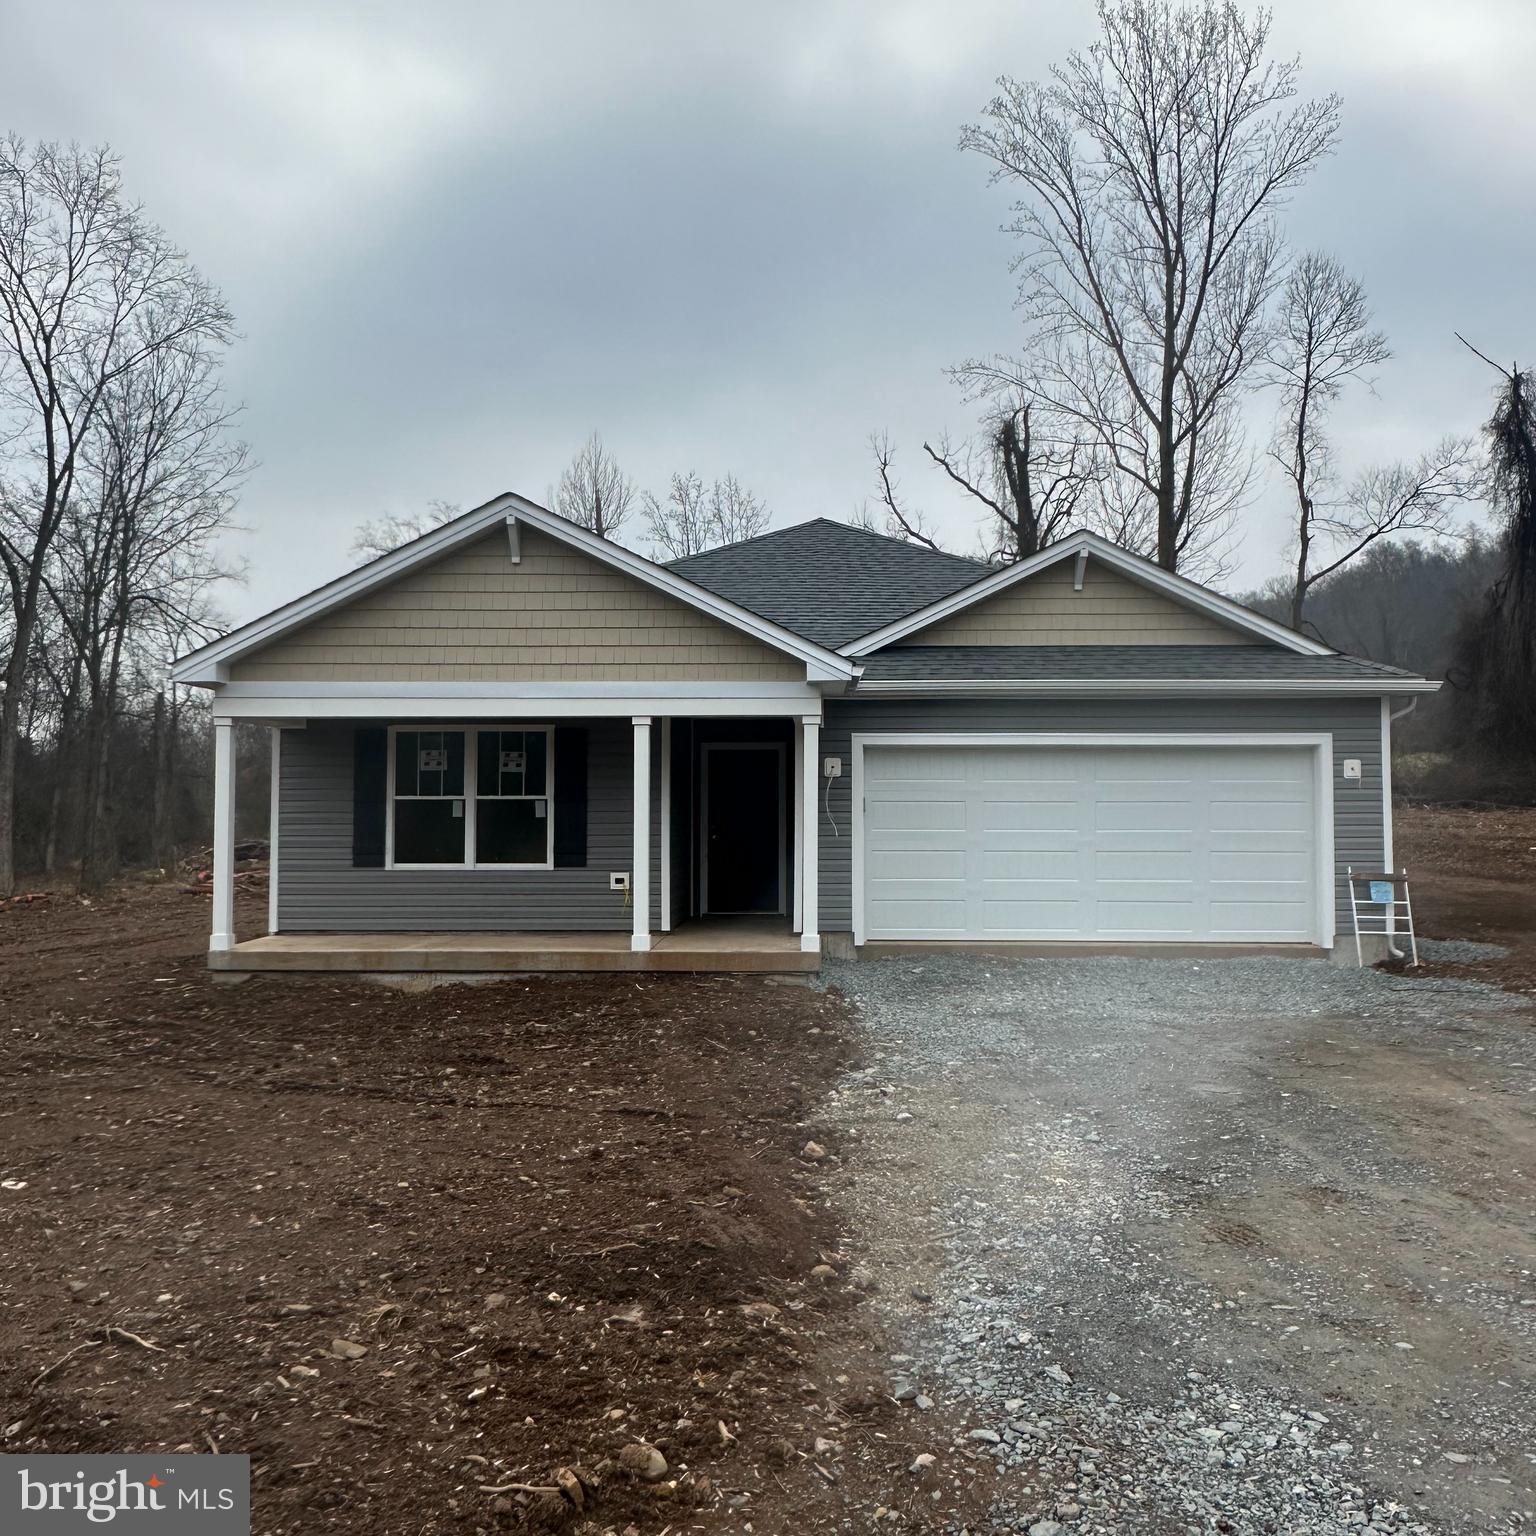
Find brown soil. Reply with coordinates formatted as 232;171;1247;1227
1391;803;1536;996
0;877;984;1534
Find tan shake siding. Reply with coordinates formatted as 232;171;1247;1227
229;527;806;683
895;559;1261;646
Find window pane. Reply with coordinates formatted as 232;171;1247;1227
394;798;466;863
476;797;548;864
398;730;463;797
477;730;500;794
524;731;547;795
395;731;419;796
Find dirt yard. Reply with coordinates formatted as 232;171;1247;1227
0;880;988;1534
2;803;1532;1536
1394;803;1536;996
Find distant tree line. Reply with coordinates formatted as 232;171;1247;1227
0;139;247;895
4;2;1532;895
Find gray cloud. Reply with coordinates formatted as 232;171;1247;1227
5;0;1533;620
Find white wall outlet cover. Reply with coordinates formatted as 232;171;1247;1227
1342;759;1362;780
610;872;630;890
823;756;843;778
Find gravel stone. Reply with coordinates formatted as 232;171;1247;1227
1415;937;1510;963
817;952;1532;1536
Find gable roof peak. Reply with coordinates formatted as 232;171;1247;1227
840;531;1334;658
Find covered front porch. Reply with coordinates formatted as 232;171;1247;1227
209;919;817;975
206;688;828;974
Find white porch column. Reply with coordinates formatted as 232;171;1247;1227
210;717;237;953
659;718;672;933
267;726;281;935
792;721;804;932
800;715;820;952
631;716;652;951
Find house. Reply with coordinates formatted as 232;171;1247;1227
170;495;1436;975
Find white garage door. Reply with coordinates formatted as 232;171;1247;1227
860;741;1321;943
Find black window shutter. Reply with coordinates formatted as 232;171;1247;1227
352;727;388;868
552;726;588;868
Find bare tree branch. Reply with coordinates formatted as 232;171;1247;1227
957;0;1339;571
644;472;770;559
554;432;635;540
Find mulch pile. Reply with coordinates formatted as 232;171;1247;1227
0;879;987;1533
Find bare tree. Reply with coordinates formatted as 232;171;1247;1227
350;499;460;563
957;0;1340;572
554;432;635;540
0;138;234;895
853;433;949;551
47;339;247;887
1269;252;1393;626
644;472;770;559
1450;340;1536;764
923;401;1100;561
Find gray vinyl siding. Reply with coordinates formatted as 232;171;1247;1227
274;721;636;931
816;697;1386;940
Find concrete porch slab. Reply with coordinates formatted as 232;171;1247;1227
209;922;818;975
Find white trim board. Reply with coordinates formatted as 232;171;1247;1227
849;731;1337;950
840;531;1334;658
851;677;1438;698
170;493;856;686
208;689;830;722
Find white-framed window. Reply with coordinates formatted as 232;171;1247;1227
387;725;554;869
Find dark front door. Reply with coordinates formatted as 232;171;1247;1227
702;745;785;915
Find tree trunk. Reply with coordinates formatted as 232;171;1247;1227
151;689;174;871
78;697;111;892
0;652;26;898
1156;367;1178;570
1290;515;1311;631
43;719;71;876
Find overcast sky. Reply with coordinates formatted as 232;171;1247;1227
6;0;1534;621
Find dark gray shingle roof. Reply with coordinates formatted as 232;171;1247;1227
669;518;989;648
858;645;1423;683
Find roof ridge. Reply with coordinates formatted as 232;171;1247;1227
667;515;990;570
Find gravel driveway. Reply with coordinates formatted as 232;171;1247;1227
820;955;1535;1536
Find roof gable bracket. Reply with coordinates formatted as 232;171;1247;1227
1073;548;1088;592
505;514;521;563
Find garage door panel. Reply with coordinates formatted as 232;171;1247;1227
1094;849;1197;880
867;849;964;881
979;849;1078;880
861;742;1321;944
1209;851;1310;881
866;899;968;935
1209;801;1311;835
866;797;966;832
980;899;1088;933
1094;799;1196;832
1209;901;1313;935
1095;900;1199;934
981;798;1079;831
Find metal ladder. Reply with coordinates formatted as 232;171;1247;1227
1345;868;1419;968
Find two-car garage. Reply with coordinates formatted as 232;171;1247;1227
854;736;1330;946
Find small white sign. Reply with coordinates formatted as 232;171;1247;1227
499;750;526;774
419;748;447;772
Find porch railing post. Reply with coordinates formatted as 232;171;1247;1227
631;716;652;951
800;715;820;953
211;717;237;953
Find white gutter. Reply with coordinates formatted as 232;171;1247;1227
852;677;1440;698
